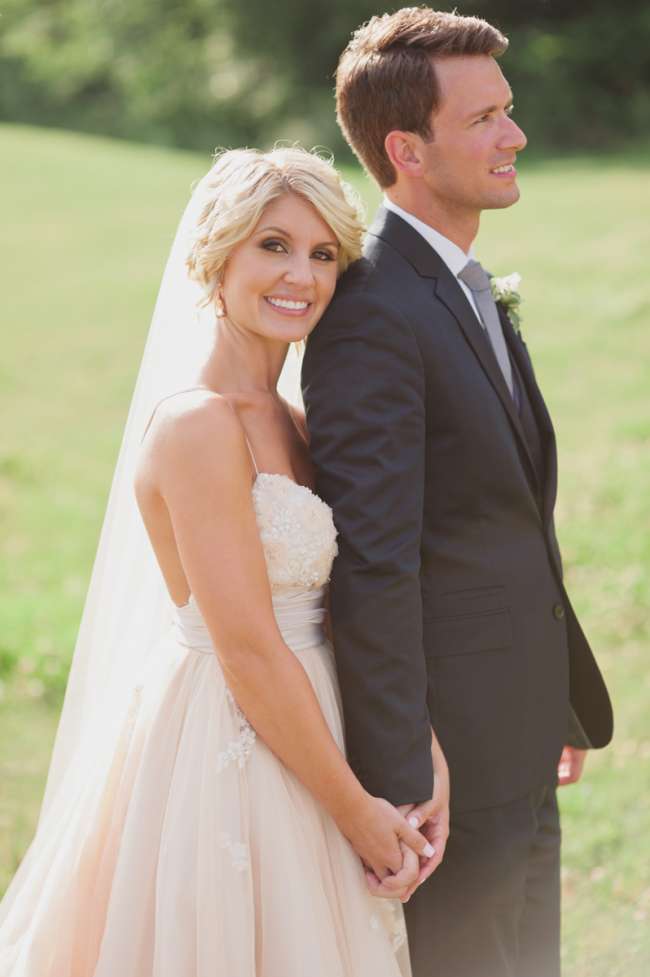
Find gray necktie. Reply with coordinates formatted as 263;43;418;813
458;259;514;397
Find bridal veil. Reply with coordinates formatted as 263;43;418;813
0;163;301;924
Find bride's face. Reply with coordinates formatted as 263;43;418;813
220;192;340;342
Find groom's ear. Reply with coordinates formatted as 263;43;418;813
384;130;427;180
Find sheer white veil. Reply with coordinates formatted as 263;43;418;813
36;182;211;824
0;182;187;921
39;183;214;829
39;174;302;822
0;168;303;920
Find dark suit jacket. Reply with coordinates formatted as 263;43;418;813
301;208;613;813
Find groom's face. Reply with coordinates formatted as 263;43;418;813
418;55;527;214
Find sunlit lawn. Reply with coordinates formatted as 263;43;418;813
1;123;649;974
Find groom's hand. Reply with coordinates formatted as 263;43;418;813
363;730;450;902
558;745;587;786
399;791;449;900
364;789;450;903
398;736;451;900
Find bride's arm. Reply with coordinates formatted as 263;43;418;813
139;395;432;879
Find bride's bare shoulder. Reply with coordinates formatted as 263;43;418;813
136;390;252;492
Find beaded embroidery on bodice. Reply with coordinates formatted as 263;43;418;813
252;473;338;592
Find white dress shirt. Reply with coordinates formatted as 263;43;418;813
382;196;482;323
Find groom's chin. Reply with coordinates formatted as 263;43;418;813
486;183;522;210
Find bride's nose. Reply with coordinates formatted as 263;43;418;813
283;251;316;288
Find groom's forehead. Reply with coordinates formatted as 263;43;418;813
433;55;511;114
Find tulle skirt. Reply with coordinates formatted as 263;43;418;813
0;629;411;976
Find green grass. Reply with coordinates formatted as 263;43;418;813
1;123;649;974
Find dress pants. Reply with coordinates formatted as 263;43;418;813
405;784;561;977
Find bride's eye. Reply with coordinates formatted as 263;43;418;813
312;249;336;262
261;239;287;253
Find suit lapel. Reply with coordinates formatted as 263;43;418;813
433;273;538;480
499;307;558;522
368;208;542;505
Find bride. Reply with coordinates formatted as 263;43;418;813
0;146;445;975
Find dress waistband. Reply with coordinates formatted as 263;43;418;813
171;586;327;656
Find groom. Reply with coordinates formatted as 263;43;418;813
302;8;613;977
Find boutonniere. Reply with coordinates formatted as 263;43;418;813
490;273;523;335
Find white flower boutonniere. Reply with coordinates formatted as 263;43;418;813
490;272;523;335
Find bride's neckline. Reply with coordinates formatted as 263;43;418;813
253;470;316;493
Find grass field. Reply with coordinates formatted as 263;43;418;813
1;123;649;974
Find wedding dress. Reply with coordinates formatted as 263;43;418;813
0;464;411;976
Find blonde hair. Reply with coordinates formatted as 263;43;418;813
186;146;365;304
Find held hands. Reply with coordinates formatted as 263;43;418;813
363;728;450;903
341;794;438;886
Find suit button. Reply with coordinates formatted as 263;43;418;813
553;603;565;620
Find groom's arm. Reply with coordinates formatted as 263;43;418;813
303;292;433;806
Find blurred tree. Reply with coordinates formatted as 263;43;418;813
0;0;278;147
1;0;649;153
220;0;650;153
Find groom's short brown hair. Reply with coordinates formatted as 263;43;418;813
336;7;508;187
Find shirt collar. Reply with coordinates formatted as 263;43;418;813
382;196;475;278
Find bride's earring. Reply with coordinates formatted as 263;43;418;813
214;287;226;319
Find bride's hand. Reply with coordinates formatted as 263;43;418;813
338;793;435;883
363;839;420;901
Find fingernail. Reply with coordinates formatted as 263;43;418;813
423;843;436;857
408;816;419;828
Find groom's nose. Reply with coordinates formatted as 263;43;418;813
500;115;527;153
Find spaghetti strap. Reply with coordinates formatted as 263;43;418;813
222;399;259;475
140;387;259;476
140;386;211;444
243;434;259;475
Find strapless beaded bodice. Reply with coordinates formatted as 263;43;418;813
251;473;338;592
172;473;338;654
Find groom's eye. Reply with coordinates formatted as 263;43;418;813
261;238;287;253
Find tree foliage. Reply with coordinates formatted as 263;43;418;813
1;1;649;154
0;0;272;147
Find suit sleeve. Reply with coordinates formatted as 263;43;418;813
302;292;433;805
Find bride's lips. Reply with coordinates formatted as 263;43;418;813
264;296;313;317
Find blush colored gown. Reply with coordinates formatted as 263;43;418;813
0;471;411;977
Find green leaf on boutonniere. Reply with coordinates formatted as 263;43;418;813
490;272;523;335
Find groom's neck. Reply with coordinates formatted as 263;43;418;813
385;186;480;254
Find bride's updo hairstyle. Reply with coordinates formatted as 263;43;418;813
186;146;365;306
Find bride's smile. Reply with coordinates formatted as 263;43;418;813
219;191;340;344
